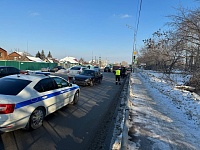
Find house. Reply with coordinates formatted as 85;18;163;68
0;47;8;60
26;56;44;62
44;57;59;63
7;51;45;62
59;56;79;68
60;56;79;64
7;51;30;61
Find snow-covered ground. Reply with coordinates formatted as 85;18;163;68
111;69;200;150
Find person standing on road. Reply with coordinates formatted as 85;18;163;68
115;68;121;85
121;66;126;78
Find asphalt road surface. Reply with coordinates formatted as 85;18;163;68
0;72;127;150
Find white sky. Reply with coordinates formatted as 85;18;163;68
127;70;200;149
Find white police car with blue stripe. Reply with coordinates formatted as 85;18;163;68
0;72;80;132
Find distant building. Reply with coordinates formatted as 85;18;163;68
26;56;44;62
59;56;79;68
0;47;8;60
7;51;46;62
60;56;79;64
7;51;30;61
121;61;128;67
89;59;96;65
44;57;59;63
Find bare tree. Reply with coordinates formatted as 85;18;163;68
168;7;200;71
79;58;85;65
140;29;185;74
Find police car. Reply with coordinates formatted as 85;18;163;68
0;72;80;132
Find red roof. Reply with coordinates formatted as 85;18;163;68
0;47;7;52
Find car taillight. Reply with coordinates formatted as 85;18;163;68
67;70;70;73
0;104;15;114
78;71;81;74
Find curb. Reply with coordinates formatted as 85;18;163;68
121;74;131;150
110;74;131;150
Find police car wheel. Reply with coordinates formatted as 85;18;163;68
29;108;45;130
72;92;79;104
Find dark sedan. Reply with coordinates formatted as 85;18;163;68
49;66;65;72
104;66;111;72
74;69;103;86
0;66;20;78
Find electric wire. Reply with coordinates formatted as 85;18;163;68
134;0;143;50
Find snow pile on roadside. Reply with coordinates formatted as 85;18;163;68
138;70;200;125
127;70;200;149
111;70;200;150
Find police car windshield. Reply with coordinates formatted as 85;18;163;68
0;78;31;95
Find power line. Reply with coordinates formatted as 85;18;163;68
132;0;142;71
134;0;143;48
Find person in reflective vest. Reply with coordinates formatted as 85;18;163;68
115;68;121;85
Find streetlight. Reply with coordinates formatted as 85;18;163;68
126;24;137;73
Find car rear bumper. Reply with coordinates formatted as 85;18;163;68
0;116;30;133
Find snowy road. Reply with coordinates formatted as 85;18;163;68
127;72;200;150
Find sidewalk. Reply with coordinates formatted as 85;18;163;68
126;72;200;150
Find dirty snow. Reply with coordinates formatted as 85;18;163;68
127;70;200;150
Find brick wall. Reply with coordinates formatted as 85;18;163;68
0;48;8;60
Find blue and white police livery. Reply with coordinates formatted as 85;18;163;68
0;72;80;132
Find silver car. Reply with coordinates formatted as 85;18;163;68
67;66;87;78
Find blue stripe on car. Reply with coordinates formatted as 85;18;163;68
15;86;79;109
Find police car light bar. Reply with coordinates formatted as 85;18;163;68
26;71;51;76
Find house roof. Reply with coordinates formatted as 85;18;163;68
16;51;32;56
45;57;59;63
27;56;44;62
8;51;20;56
60;56;78;64
0;47;7;52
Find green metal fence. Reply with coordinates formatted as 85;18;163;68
0;60;58;70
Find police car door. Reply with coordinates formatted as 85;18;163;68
53;77;71;106
33;78;62;114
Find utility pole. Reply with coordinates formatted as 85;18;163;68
131;0;143;73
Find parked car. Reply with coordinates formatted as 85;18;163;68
67;66;87;78
93;66;101;73
0;72;80;132
104;66;111;72
41;67;50;72
0;66;20;78
74;69;103;86
49;66;65;72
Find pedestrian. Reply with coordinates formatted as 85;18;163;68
121;67;126;78
115;68;121;85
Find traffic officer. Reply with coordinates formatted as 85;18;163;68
115;68;121;85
